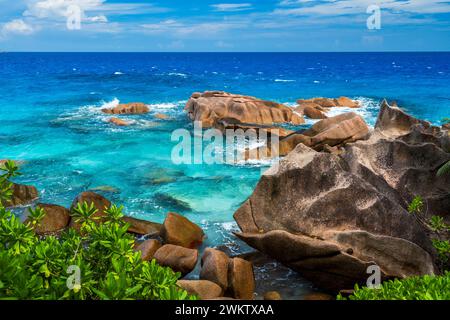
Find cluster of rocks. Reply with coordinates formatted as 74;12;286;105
4;186;256;300
100;102;170;127
296;97;360;119
233;101;450;292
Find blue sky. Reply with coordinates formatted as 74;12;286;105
1;0;449;51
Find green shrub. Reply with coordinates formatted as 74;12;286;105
0;161;196;300
337;272;450;300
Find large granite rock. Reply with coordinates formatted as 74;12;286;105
161;212;204;249
296;97;360;119
153;244;198;276
234;101;449;291
135;239;162;261
123;216;162;236
184;91;304;127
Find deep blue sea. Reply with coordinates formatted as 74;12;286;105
1;52;449;298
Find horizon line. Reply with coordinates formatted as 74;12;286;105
2;50;450;54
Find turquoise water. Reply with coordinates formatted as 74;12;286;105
0;52;449;297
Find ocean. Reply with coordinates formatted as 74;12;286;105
1;52;449;298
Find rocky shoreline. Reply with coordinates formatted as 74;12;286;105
4;91;449;299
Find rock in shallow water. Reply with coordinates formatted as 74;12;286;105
184;91;304;127
234;101;449;291
102;102;149;114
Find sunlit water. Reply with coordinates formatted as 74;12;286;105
1;52;449;298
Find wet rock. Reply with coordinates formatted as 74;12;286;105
153;244;198;276
6;183;39;207
184;91;304;127
108;117;130;126
135;239;162;261
443;123;450;130
89;185;120;193
335;97;359;108
161;212;204;248
102;102;149;114
123;216;163;236
200;248;230;290
264;291;282;300
177;280;223;300
227;257;255;300
24;203;70;235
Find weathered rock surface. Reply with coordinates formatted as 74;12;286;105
135;239;162;261
184;91;304;127
24;203;70;235
102;102;149;115
153;244;198;276
177;280;223;299
227;257;255;300
199;248;256;299
6;183;39;207
161;212;204;248
109;117;130;126
296;97;359;119
234;101;449;291
256;112;370;157
200;248;230;290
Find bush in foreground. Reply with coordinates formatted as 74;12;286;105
0;160;196;300
338;272;450;300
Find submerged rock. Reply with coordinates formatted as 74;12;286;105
6;183;39;207
184;91;304;127
234;101;449;291
108;117;130;126
161;212;204;248
24;203;71;235
154;113;170;120
177;280;223;300
153;244;198;276
154;193;192;212
102;102;149;115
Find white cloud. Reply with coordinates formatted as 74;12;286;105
2;19;35;35
211;3;252;12
275;0;450;15
24;0;105;19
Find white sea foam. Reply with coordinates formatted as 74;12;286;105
274;79;295;82
114;71;124;75
100;97;120;110
168;72;187;78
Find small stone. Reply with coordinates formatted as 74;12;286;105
264;291;282;300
